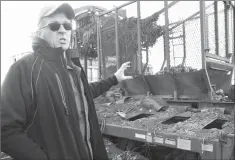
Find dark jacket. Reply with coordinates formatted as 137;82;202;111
1;37;118;160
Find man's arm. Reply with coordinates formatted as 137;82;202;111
89;75;118;99
1;63;48;160
89;62;132;99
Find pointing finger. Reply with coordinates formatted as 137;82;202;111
122;62;131;68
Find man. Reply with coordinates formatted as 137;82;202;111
1;3;132;160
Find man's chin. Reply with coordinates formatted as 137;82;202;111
61;44;69;51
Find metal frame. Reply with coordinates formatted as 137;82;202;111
95;0;234;89
97;1;137;78
94;2;235;159
164;1;234;100
159;1;180;71
97;1;179;76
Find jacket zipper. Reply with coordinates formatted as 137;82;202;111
60;55;66;69
55;73;69;115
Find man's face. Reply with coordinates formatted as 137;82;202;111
38;13;71;50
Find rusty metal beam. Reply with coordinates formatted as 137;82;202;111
224;1;229;57
200;1;207;69
182;22;186;66
96;17;101;79
164;0;170;70
115;7;120;69
232;4;235;85
200;1;213;100
157;1;179;15
99;1;137;17
99;1;178;17
206;53;230;62
206;58;234;69
214;1;219;56
99;24;104;78
137;1;142;74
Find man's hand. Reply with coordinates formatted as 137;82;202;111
114;61;133;82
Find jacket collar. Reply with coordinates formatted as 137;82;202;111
32;36;66;61
32;37;83;71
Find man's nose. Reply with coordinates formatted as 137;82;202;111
58;24;66;33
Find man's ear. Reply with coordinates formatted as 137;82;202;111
35;30;44;39
35;30;41;37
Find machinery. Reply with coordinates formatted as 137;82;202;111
94;73;234;160
90;1;235;160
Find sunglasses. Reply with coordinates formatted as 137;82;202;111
40;22;72;32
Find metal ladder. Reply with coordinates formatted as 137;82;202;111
169;22;186;67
